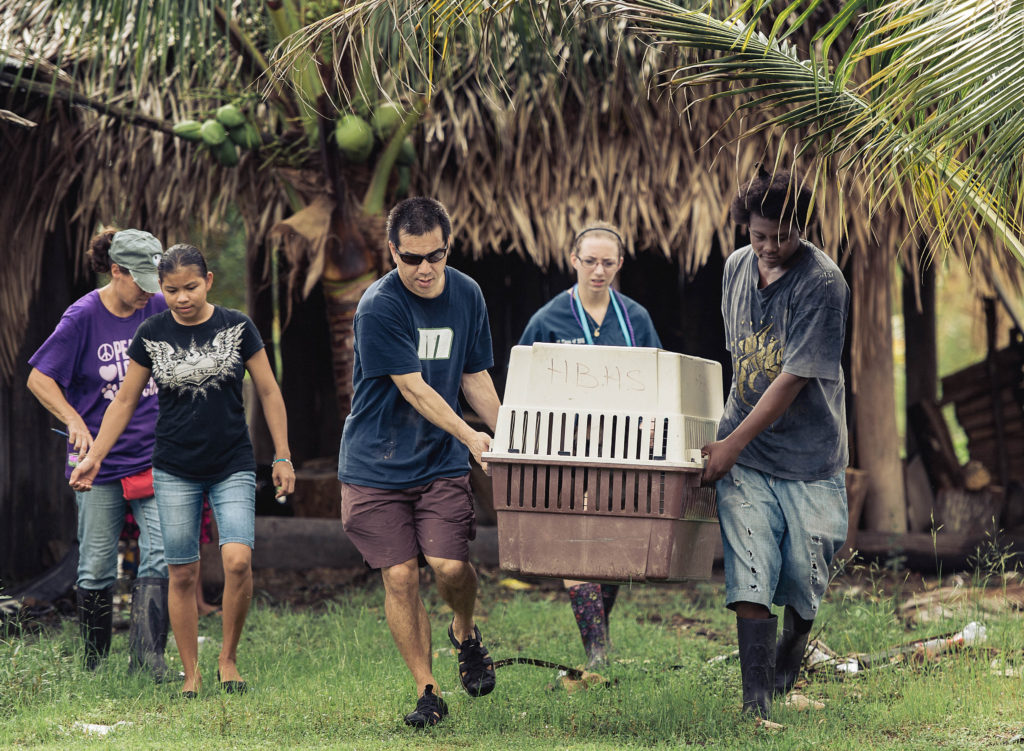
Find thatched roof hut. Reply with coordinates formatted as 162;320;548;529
2;0;1021;581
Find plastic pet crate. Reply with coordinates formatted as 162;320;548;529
484;343;723;582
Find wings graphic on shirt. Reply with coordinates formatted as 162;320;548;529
143;323;246;398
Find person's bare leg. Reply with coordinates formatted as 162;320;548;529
427;556;478;643
735;602;772;619
381;558;438;696
217;542;252;683
167;562;201;692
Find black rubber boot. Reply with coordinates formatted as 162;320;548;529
77;587;113;670
128;577;170;682
774;606;813;697
737;615;777;719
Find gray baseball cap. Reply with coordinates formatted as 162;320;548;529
109;229;163;293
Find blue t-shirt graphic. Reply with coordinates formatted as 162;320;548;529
716;241;850;480
338;267;494;489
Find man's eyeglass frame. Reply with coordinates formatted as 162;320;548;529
395;244;449;266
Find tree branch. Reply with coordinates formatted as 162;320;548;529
1;71;174;135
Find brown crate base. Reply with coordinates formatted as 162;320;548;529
491;463;716;520
495;510;719;582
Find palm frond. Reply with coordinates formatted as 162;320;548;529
604;0;1024;266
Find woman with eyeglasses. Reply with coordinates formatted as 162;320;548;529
517;221;661;669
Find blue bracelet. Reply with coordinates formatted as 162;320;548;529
273;458;292;467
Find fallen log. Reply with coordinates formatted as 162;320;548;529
252;516;500;570
251;520;1023;577
847;530;1024;573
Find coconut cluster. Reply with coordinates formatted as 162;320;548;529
172;103;262;167
334;103;416;167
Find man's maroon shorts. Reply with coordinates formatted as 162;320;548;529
341;474;477;569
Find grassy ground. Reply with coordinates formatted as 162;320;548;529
3;561;1024;750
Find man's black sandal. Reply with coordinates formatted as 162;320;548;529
448;622;496;697
403;684;448;728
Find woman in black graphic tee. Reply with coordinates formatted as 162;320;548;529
71;244;295;698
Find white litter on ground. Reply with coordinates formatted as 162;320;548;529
71;721;132;736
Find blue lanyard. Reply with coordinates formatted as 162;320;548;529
570;284;633;346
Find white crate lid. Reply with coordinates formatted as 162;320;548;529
502;343;723;420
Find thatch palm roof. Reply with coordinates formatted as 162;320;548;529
2;0;1022;382
0;44;287;378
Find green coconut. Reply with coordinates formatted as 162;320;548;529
228;122;262;150
334;114;374;162
396;136;417;166
215;103;246;129
371;103;404;141
395;165;411;199
172;120;203;142
213;139;239;167
199;119;228;146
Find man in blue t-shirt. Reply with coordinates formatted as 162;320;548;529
517;221;660;670
338;197;502;728
701;167;850;721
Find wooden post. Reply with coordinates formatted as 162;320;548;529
853;246;907;533
903;252;937;457
984;298;1010;488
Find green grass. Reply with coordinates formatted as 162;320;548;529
3;566;1024;750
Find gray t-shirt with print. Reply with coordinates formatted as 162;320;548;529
716;241;850;480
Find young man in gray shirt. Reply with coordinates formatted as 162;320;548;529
702;167;850;721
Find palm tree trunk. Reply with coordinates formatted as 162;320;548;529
322;272;376;420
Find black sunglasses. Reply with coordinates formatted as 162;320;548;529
395;244;448;266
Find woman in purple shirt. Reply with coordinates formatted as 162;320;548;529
28;228;171;679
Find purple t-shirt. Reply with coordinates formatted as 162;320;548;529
29;290;166;483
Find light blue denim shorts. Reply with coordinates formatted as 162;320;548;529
153;468;256;565
716;463;848;621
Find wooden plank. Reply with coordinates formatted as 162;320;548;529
952;386;1021;413
942;373;1023;404
907;401;963;490
251;517;500;570
950;397;1024;428
965;439;1024;463
962;424;1024;444
941;347;1024;397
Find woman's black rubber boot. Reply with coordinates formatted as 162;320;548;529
77;587;113;670
128;577;171;682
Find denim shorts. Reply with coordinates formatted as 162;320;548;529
716;463;848;621
153;469;256;565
